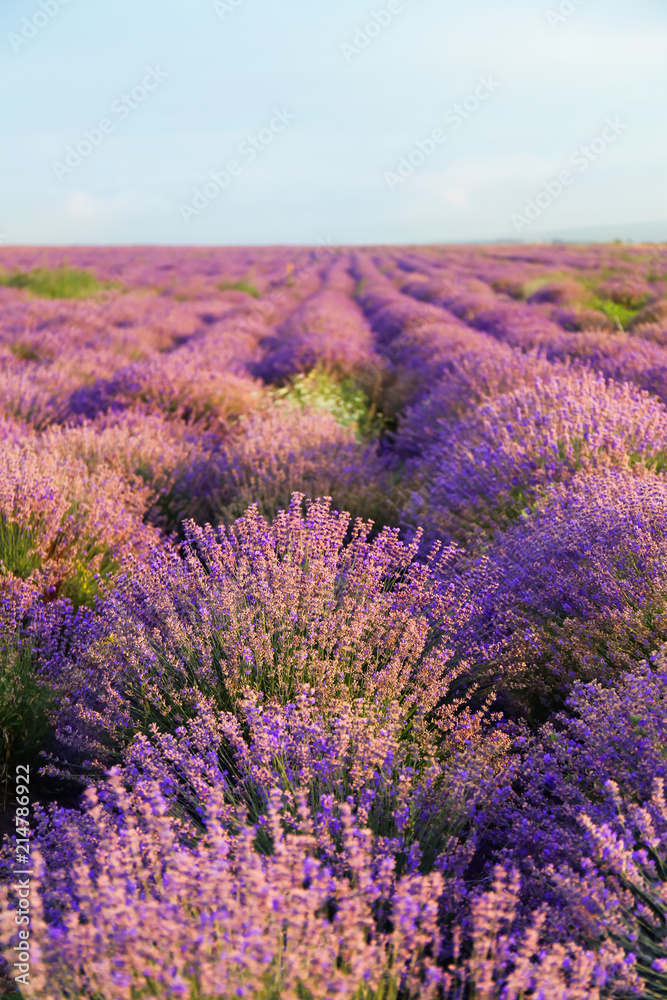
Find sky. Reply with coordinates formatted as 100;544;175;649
1;0;666;246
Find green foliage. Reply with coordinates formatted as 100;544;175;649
629;447;667;475
0;266;104;299
590;297;639;329
519;278;548;300
0;639;53;784
0;972;23;999
0;513;121;609
59;548;120;610
0;516;41;580
9;342;40;362
217;278;260;298
272;367;380;437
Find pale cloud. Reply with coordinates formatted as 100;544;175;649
66;192;99;221
443;187;469;207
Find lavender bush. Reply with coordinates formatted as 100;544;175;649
402;368;667;545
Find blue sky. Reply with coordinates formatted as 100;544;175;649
1;0;665;245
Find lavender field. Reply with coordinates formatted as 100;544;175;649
4;241;667;998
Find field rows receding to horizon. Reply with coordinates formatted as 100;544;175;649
3;241;667;998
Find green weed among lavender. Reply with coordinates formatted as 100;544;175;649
0;266;105;299
0;638;52;788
